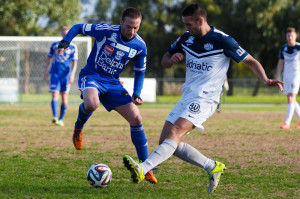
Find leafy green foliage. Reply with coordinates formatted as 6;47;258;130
0;0;81;36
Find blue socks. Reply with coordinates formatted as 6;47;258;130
75;103;92;129
51;99;58;118
130;124;149;162
59;103;68;121
51;100;68;121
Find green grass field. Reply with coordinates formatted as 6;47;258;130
14;93;289;105
0;104;299;199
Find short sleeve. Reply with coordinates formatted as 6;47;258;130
223;36;249;63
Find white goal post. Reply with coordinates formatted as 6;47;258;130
0;36;92;103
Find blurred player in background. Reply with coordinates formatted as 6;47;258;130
276;27;300;129
43;27;78;127
123;3;283;194
57;7;157;183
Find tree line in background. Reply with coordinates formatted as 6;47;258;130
0;0;299;95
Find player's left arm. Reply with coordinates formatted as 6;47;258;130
43;56;52;80
132;70;144;106
223;35;283;91
69;60;78;84
69;45;79;84
245;55;283;91
131;47;147;106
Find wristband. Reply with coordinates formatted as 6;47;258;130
133;94;142;102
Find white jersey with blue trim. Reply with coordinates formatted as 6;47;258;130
48;41;78;75
80;23;147;82
279;42;300;80
169;27;249;102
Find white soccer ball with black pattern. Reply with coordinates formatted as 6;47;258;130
87;163;112;188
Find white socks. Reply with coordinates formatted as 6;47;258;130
141;140;216;175
173;142;216;173
141;139;177;175
294;102;300;120
285;104;295;125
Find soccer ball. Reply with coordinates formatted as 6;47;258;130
87;163;112;188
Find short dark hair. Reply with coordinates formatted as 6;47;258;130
182;4;207;20
286;27;296;33
121;7;142;21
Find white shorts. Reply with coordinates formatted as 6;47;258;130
166;98;218;131
283;77;300;95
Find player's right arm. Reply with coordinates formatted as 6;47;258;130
44;43;55;80
161;35;185;68
276;59;284;80
58;23;105;55
43;56;52;80
161;52;184;68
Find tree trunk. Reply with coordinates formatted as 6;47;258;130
252;80;260;96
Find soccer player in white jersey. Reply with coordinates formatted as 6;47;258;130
57;7;157;184
123;4;283;194
43;27;78;127
276;27;300;129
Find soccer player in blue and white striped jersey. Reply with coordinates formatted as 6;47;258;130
57;7;157;183
123;3;283;193
44;27;78;127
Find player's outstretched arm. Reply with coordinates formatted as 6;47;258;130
245;55;283;91
264;79;284;91
58;24;83;55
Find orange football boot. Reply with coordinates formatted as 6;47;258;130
73;128;83;150
145;170;157;184
280;122;290;129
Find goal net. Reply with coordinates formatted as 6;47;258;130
0;36;92;104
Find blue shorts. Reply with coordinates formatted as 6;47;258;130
78;73;132;112
49;73;70;93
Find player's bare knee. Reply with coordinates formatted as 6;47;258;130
168;125;184;141
84;101;99;113
130;113;142;126
169;128;178;138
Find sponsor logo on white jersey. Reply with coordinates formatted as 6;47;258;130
204;43;213;51
187;60;213;71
